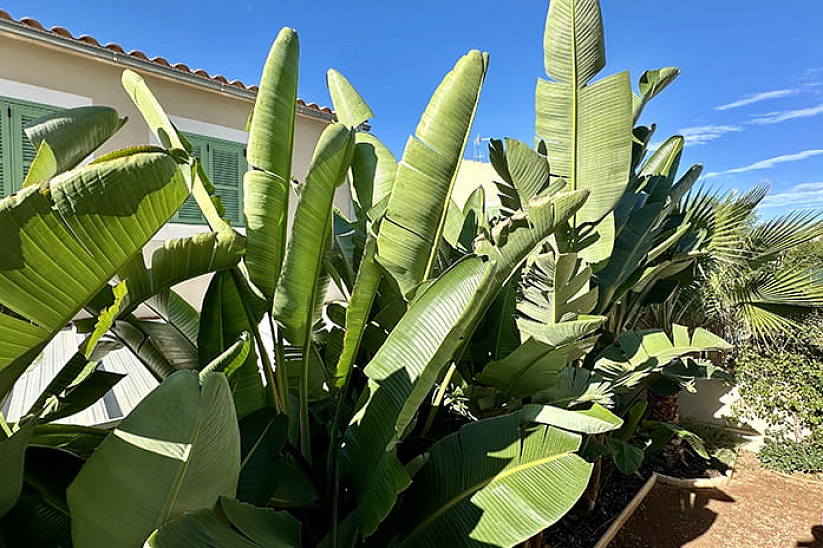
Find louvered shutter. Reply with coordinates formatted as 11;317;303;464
0;104;6;197
209;139;246;225
173;135;207;224
12;102;56;193
172;134;246;226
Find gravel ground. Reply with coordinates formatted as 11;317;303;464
612;451;823;547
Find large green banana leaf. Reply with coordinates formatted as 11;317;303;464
395;413;593;547
327;69;374;129
593;325;731;391
341;256;496;536
244;28;299;303
0;420;36;518
145;497;301;548
0;150;188;400
491;138;554;210
199;270;268;419
122;71;189;153
23;106;127;186
327;70;397;223
109;317;198;380
376;50;488;295
632;67;679;124
272;123;355;345
67;371;240;548
118;231;245;315
350;133;398;223
518;252;598;326
536;0;632;259
331;237;381;391
478;330;600;400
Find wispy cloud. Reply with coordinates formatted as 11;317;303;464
748;103;823;125
760;181;823;209
801;67;823;83
678;124;744;146
715;89;798;111
704;149;823;178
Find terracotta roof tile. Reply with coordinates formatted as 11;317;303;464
50;26;73;38
0;12;333;115
128;49;148;60
77;35;100;46
19;17;46;31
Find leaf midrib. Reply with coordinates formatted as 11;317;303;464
158;390;205;525
402;449;575;545
570;0;579;229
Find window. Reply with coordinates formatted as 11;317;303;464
0;97;57;197
173;133;247;226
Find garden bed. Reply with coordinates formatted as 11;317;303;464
612;451;823;547
544;434;737;547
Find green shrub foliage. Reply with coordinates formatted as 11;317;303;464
735;318;823;442
758;434;823;475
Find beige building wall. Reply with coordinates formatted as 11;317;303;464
454;159;500;209
0;25;348;309
0;32;332;182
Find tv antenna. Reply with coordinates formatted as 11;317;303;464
473;134;490;162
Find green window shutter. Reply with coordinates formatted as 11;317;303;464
11;102;56;194
209;139;246;225
0;98;56;197
172;133;246;226
173;136;207;224
0;104;6;197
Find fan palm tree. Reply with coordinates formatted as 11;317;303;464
665;184;823;344
643;183;823;424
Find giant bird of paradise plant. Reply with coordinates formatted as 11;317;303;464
0;8;628;548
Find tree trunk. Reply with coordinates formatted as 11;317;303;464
647;388;680;423
647;388;684;468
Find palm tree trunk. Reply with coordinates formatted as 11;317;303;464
647;387;684;468
647;388;680;423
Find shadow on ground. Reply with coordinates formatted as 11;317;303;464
611;485;735;547
797;525;823;548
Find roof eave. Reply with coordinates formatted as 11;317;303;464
0;18;335;123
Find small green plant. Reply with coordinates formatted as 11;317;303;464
680;419;742;469
758;433;823;475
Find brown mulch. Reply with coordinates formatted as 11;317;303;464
611;451;823;548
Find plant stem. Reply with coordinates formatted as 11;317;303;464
330;454;341;548
227;268;283;413
422;362;457;437
299;330;312;465
0;411;12;438
269;313;290;418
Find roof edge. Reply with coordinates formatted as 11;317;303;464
0;11;335;122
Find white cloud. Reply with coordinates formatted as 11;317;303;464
704;149;823;178
760;181;823;209
715;89;797;111
678;124;744;146
748;103;823;125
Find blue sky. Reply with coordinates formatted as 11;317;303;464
6;1;823;218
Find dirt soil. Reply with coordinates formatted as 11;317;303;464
612;451;823;548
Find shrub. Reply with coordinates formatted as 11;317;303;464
758;434;823;475
734;318;823;441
